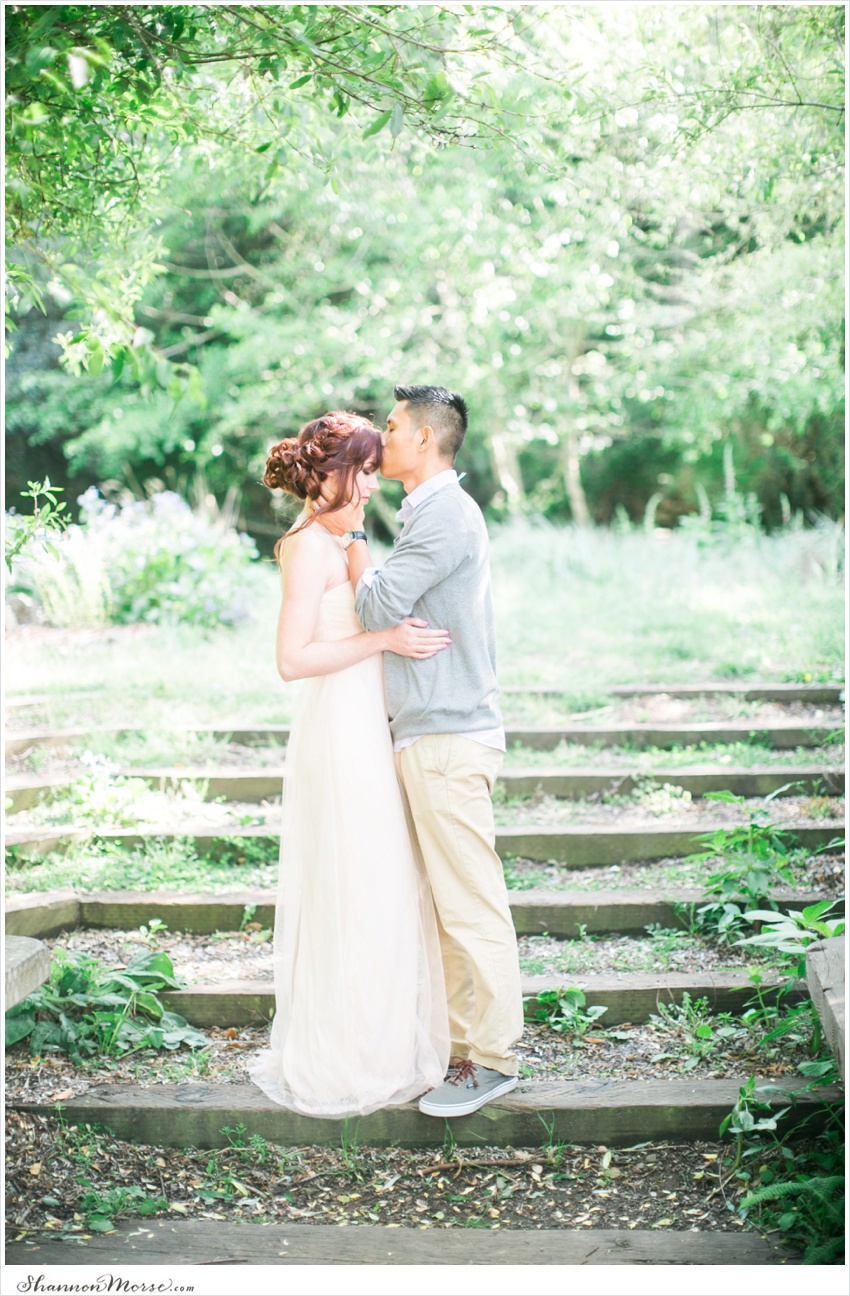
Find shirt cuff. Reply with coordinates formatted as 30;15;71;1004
356;567;379;593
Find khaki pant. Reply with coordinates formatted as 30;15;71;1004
394;735;524;1077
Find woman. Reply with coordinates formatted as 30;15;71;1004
248;411;451;1117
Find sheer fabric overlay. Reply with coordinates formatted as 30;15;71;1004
249;582;450;1117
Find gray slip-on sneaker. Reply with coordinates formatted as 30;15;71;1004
418;1060;518;1118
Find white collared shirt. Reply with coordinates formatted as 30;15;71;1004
358;469;505;755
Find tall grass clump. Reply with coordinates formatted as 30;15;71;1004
7;489;261;629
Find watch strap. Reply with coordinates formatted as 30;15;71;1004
342;530;367;549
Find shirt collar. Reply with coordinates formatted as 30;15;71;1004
397;469;464;523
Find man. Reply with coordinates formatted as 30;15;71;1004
348;383;524;1117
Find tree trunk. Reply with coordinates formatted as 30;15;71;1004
561;421;590;526
489;432;525;512
560;337;591;526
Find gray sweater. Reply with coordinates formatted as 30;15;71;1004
355;482;503;743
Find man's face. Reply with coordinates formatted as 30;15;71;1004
380;401;420;481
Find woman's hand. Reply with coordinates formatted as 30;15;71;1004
384;617;452;659
326;497;366;534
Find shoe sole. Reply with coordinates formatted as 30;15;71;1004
418;1076;518;1118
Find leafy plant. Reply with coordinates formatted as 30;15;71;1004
738;901;846;968
719;1076;791;1170
528;987;608;1040
5;948;207;1063
687;791;799;940
734;903;846;1056
648;993;743;1072
77;1184;168;1234
5;479;69;570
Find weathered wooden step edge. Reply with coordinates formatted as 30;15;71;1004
3;1218;801;1266
4;935;52;1010
7;763;843;812
159;971;805;1029
610;682;845;703
7;886;840;940
5;819;844;863
12;1078;839;1149
806;936;846;1081
5;719;840;755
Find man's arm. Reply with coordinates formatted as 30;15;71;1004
355;504;469;632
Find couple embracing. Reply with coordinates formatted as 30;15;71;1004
249;385;524;1119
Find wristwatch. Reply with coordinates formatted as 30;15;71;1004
341;530;367;550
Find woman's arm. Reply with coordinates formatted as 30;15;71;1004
276;528;449;681
345;534;372;591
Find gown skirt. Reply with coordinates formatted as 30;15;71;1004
248;582;450;1116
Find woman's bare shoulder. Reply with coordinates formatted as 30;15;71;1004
279;524;336;583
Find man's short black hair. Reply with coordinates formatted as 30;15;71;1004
393;384;468;462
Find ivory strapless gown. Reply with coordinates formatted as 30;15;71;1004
249;582;450;1116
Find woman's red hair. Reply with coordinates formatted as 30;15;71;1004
264;411;383;558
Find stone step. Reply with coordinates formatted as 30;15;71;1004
7;886;838;941
4;718;839;756
610;682;845;704
3;1218;801;1266
5;819;843;863
4;935;52;1010
12;1077;838;1149
160;970;803;1030
6;763;842;812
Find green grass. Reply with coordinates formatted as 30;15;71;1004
4;838;280;895
5;522;844;730
490;521;844;691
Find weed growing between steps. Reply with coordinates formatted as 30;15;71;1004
2;1110;799;1243
5;948;208;1063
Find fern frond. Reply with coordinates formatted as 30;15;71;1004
804;1235;845;1265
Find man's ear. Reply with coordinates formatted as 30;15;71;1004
418;423;434;450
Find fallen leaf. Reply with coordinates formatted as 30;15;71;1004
29;1163;42;1177
52;1090;74;1102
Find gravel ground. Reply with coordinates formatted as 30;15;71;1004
31;925;771;987
492;791;845;829
503;851;846;896
7;1108;787;1240
6;1010;811;1106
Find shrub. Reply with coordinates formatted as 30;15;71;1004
8;488;260;628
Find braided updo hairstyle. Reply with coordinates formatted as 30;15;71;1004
264;411;383;554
